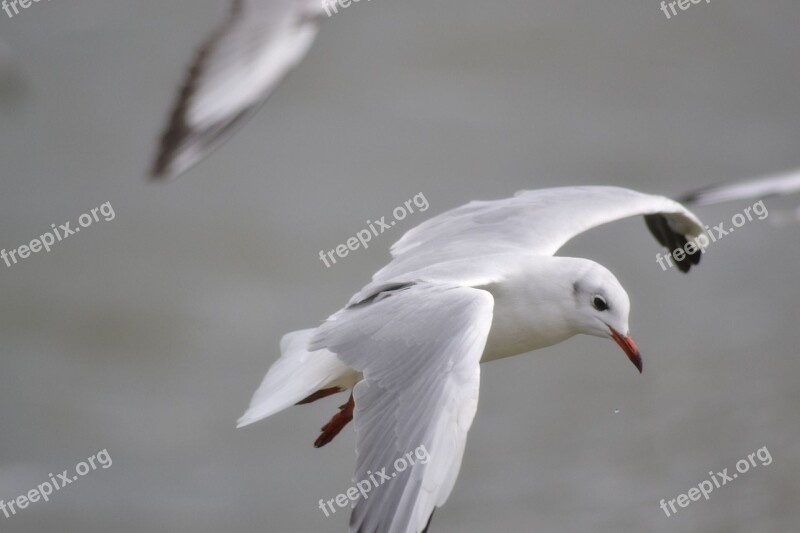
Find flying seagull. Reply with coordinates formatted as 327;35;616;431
151;0;327;179
237;186;707;533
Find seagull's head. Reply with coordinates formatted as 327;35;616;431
570;262;642;373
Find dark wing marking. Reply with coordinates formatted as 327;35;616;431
644;214;701;273
151;1;245;178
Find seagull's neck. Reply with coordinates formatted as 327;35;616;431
479;257;589;362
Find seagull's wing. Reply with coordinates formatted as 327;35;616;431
375;186;705;282
151;0;324;179
312;283;495;533
679;168;800;207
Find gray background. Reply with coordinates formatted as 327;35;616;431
1;0;799;531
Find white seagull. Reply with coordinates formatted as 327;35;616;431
237;186;709;533
151;0;328;178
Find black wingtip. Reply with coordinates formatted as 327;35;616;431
644;214;702;273
421;510;435;533
149;1;245;182
149;47;205;181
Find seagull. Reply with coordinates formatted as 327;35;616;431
237;186;708;533
151;0;327;179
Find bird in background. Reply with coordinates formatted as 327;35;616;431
151;0;328;179
680;167;800;226
237;186;713;533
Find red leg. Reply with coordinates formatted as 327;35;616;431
314;393;354;448
296;386;343;405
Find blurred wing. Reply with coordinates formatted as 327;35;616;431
151;0;324;178
374;186;705;282
679;168;800;207
312;283;494;533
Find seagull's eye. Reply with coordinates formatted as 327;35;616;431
592;296;609;312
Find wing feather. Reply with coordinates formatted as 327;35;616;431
356;187;705;296
679;168;800;206
312;283;494;533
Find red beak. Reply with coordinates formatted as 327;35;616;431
610;328;642;373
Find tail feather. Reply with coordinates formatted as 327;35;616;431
237;328;357;428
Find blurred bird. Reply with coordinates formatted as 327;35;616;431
680;167;800;227
237;186;708;533
680;167;800;207
151;0;328;179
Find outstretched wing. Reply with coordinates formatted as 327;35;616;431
151;0;324;178
372;186;705;283
312;283;495;533
679;168;800;207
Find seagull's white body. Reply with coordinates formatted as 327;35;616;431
152;0;326;178
238;186;707;533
